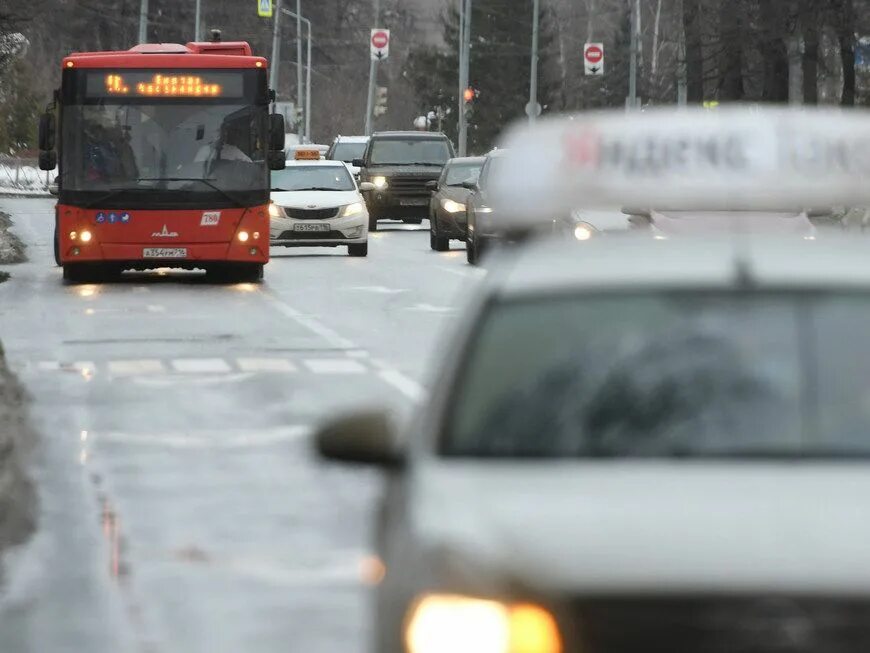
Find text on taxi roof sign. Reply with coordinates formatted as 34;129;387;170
490;107;870;219
294;149;320;160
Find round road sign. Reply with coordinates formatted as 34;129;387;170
372;31;389;49
585;45;603;64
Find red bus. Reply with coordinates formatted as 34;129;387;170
38;35;285;284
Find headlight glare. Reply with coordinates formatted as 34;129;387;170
477;206;493;214
342;202;364;217
573;222;595;241
405;594;561;653
372;176;388;190
441;199;466;213
268;202;281;218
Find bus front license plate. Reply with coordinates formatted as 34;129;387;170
143;248;187;259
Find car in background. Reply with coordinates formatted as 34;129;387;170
315;234;870;653
269;158;373;257
326;135;369;177
426;156;484;252
356;131;455;231
464;149;507;264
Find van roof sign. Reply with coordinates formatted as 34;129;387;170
491;107;870;220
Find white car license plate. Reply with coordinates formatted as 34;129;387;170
143;247;187;258
294;223;330;232
400;198;428;206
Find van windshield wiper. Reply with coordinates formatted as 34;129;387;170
136;177;248;208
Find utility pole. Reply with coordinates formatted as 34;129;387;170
138;0;148;44
281;7;312;141
296;0;304;141
194;0;202;41
270;0;282;94
627;0;639;109
364;0;381;136
528;0;539;126
676;0;687;105
458;0;472;156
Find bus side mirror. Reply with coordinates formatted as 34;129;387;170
268;151;285;170
269;113;285;152
39;150;57;171
38;112;56;151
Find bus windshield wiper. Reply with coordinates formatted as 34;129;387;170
83;188;133;209
136;177;248;208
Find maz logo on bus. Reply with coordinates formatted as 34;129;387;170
152;225;179;238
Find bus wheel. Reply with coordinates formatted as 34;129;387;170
53;230;61;267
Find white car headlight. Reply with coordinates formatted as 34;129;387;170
476;206;493;214
372;176;388;190
405;594;562;653
342;202;364;217
573;222;596;241
441;198;466;213
268;202;282;218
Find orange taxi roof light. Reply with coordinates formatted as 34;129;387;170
295;149;321;160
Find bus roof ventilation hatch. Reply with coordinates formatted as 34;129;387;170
186;42;254;56
128;43;191;54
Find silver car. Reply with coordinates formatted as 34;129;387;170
316;234;870;653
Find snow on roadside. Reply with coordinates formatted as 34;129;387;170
0;212;26;266
0;162;51;196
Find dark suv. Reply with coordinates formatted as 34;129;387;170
354;131;455;231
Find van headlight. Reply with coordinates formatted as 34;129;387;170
405;594;562;653
441;198;466;213
341;202;364;217
372;176;388;190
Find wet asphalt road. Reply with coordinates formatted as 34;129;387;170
0;197;482;653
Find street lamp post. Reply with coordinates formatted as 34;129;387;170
280;7;312;143
364;0;381;136
270;0;282;93
528;0;539;125
457;0;472;156
194;0;202;41
296;0;303;140
138;0;148;44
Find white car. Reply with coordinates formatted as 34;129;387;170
326;135;370;177
315;234;870;652
269;160;373;256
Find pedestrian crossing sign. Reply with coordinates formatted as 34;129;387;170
258;0;272;18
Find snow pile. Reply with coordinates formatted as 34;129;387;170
0;159;52;195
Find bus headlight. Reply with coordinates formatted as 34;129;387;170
341;202;364;217
405;594;562;653
372;176;388;190
441;199;466;213
79;230;93;243
268;202;282;218
237;231;250;242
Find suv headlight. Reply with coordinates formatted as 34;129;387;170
405;594;562;653
341;202;364;217
441;198;466;213
372;176;388;190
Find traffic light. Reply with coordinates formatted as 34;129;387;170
463;87;477;119
374;86;388;117
463;87;475;103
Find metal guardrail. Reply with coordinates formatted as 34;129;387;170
0;156;52;192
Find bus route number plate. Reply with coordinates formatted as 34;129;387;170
143;248;187;258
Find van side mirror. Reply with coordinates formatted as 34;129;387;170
314;409;405;468
269;113;285;152
268;151;285;170
39;150;57;171
38;112;56;151
352;158;365;168
359;181;375;192
460;180;478;191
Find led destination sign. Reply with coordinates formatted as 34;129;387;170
83;70;246;99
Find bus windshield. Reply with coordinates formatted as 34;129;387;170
61;103;268;205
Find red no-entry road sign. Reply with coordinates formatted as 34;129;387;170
371;29;390;60
584;42;604;75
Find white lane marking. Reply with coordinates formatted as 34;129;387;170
37;361;61;371
107;359;165;376
91;425;309;449
304;359;367;374
132;373;254;387
133;286;151;293
236;357;298;373
146;305;166;313
378;369;425;401
259;291;356;350
345;350;370;359
171;358;232;374
345;285;408;294
408;303;455;313
438;265;487;278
